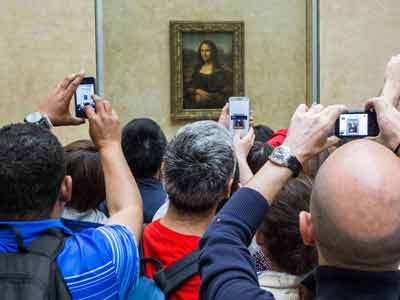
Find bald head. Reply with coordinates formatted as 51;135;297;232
311;139;400;270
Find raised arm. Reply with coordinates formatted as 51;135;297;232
381;54;400;109
85;96;143;242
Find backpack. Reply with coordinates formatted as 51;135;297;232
0;224;71;300
127;236;201;300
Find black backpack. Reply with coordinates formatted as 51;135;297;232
0;224;71;300
139;238;201;298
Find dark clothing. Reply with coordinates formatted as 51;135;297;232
199;187;400;300
99;177;167;224
184;66;233;109
137;178;167;223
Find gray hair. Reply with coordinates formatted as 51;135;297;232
163;121;236;214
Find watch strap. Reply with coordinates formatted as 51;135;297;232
287;156;302;177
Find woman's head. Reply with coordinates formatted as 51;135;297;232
64;140;105;212
197;40;219;65
257;175;317;275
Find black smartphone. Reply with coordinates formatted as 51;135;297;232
335;111;379;138
74;77;96;118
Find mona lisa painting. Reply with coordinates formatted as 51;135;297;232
170;21;244;120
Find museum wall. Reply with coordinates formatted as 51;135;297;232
103;0;308;138
320;0;400;108
0;0;96;144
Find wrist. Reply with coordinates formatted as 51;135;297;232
98;142;122;155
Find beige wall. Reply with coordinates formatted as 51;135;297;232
0;0;96;144
103;0;308;138
320;0;400;108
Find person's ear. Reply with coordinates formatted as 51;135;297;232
299;211;316;246
58;175;72;204
255;228;265;246
223;178;234;198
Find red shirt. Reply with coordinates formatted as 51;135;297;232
143;220;200;300
267;128;288;148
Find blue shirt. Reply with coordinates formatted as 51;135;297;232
0;219;139;300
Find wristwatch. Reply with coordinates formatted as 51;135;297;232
268;145;303;177
24;112;53;130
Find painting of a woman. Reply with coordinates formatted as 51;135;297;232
183;40;233;109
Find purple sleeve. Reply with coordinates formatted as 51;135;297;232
199;187;275;300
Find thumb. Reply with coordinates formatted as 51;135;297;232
69;117;85;126
323;136;341;150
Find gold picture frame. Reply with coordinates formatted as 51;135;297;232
170;21;245;120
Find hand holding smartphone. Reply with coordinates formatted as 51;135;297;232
229;96;250;137
74;77;96;118
335;111;379;138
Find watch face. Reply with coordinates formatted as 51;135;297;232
271;147;291;165
26;112;43;123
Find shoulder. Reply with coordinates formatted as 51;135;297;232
57;225;139;299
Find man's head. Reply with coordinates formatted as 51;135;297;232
0;124;69;220
163;121;235;215
300;139;400;271
122;118;167;179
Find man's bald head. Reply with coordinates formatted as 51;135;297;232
311;139;400;270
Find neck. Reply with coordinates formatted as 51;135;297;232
160;204;216;237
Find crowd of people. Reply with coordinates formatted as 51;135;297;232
1;54;400;300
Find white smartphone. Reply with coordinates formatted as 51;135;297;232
229;96;250;137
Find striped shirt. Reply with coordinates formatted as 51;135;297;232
0;220;139;300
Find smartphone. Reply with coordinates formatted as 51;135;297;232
74;77;96;118
229;96;250;137
335;111;379;138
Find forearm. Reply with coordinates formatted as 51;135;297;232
200;188;273;300
101;144;143;241
237;157;253;185
246;161;292;205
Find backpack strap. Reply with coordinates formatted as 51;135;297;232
26;228;68;260
0;223;27;253
153;248;201;296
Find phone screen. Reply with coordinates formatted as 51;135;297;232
229;97;250;136
75;78;95;118
338;113;368;137
335;112;378;138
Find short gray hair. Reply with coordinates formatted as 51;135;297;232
163;121;236;214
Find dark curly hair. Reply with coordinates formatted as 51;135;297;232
247;142;274;174
260;175;317;275
64;140;105;212
0;123;65;220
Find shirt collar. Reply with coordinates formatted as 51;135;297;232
0;219;72;251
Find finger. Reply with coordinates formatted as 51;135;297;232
308;104;324;113
365;97;385;113
92;95;105;115
295;104;308;114
102;100;112;113
58;73;77;89
323;136;341;150
69;117;86;126
222;103;229;114
85;105;96;120
65;73;84;96
323;105;348;123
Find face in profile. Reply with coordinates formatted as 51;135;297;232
200;43;212;63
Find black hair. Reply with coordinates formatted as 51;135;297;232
253;125;274;143
64;140;105;212
196;40;220;68
0;123;65;220
247;142;274;174
122;118;167;179
260;175;318;275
